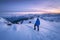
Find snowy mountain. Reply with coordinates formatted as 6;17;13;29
1;14;60;24
1;14;35;24
0;17;60;40
0;17;8;23
40;14;60;22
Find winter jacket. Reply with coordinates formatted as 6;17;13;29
35;18;40;26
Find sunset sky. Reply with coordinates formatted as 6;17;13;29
0;0;60;15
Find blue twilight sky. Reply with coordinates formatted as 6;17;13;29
0;0;60;15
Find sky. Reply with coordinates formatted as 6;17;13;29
0;0;60;15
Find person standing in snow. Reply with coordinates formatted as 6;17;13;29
34;17;40;31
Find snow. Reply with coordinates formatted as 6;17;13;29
0;17;60;40
0;17;7;23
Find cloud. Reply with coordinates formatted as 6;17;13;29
0;0;60;13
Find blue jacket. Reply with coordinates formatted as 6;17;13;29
35;18;40;26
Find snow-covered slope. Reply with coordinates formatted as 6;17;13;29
0;18;60;40
0;17;7;23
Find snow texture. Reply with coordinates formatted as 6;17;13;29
0;17;60;40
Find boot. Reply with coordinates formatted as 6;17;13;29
37;26;39;31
